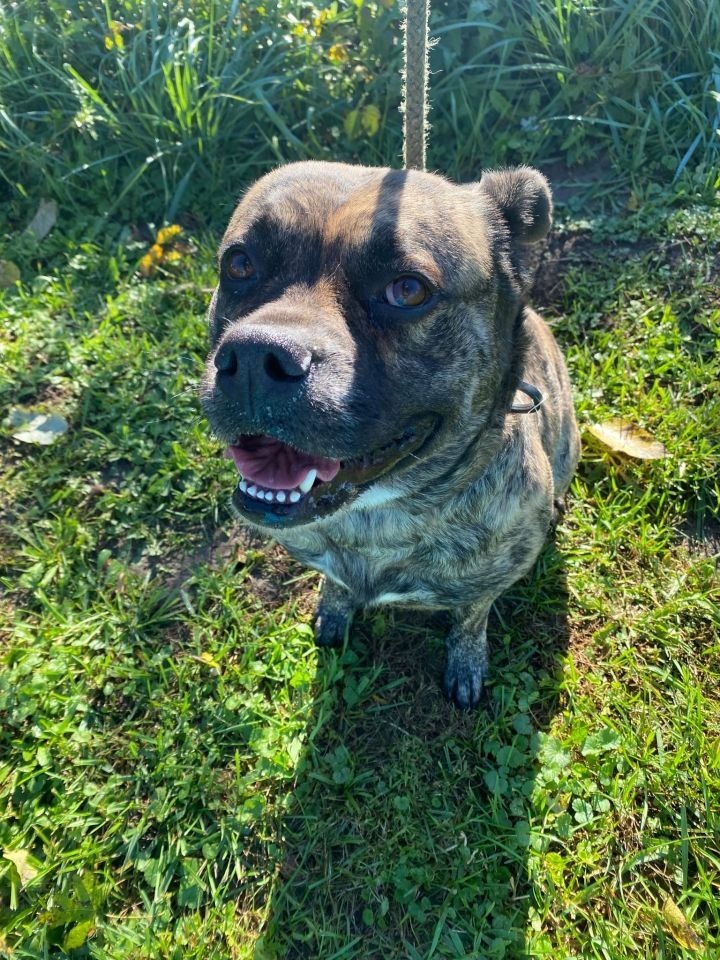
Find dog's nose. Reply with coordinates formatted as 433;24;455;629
214;328;313;407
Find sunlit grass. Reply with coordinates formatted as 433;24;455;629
1;188;718;957
1;0;718;228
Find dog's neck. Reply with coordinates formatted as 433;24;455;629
510;380;543;414
506;303;543;414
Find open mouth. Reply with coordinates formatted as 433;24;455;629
225;417;437;527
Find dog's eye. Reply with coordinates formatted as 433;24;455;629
384;275;429;308
223;249;255;281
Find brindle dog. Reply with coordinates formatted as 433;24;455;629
201;161;580;709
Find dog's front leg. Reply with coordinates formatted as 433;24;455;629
313;577;356;648
443;602;492;710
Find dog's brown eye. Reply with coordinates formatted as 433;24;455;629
384;275;429;308
224;249;255;281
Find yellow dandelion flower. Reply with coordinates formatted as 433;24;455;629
328;43;348;64
156;224;183;246
138;243;164;278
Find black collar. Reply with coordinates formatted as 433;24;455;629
509;381;544;414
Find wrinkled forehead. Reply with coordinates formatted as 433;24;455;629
222;165;492;282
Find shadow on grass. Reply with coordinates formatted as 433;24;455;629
257;538;570;960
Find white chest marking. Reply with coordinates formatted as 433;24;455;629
350;483;402;510
372;590;434;607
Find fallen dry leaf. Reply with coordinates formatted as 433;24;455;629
8;409;69;445
586;418;668;460
0;259;21;287
662;896;704;952
24;199;58;241
4;848;40;887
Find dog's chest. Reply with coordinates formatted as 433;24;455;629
274;490;537;609
276;504;441;607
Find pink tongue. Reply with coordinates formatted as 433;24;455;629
226;436;341;490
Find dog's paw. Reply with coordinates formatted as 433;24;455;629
442;646;486;710
552;496;567;525
312;606;350;648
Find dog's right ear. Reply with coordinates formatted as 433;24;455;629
477;166;552;244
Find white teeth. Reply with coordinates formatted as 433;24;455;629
240;483;304;505
298;468;317;494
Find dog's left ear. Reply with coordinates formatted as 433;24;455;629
478;166;552;244
471;166;552;293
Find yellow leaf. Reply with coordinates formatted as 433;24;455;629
662;896;704;952
197;651;221;671
586;418;668;460
344;109;359;139
0;260;21;287
63;919;95;951
4;849;40;887
361;104;381;137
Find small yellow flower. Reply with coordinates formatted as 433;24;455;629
103;21;125;51
156;223;183;246
138;224;191;278
138;243;164;278
328;43;348;64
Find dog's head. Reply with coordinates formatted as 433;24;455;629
201;161;551;528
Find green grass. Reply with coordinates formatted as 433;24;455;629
1;0;719;227
1;183;719;958
1;2;719;954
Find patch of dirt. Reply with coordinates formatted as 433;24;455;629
530;230;597;308
166;520;317;614
680;515;720;560
244;542;316;616
529;228;705;314
540;158;628;209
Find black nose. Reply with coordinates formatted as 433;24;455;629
214;328;313;408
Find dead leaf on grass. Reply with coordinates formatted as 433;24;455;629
0;260;21;287
3;848;40;887
8;408;69;445
24;199;58;241
586;418;668;460
662;896;704;952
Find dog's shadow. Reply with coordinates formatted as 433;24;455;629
256;538;570;959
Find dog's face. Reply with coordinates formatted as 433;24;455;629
201;161;551;529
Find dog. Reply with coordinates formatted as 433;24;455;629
201;161;580;709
